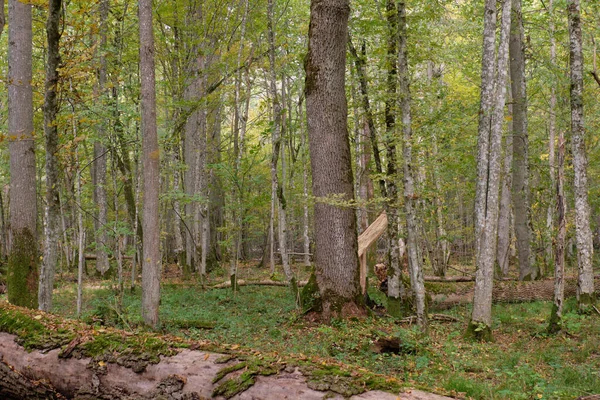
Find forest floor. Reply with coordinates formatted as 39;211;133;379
3;261;600;399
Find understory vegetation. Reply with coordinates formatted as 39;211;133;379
17;262;596;400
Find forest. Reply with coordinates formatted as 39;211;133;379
0;0;599;398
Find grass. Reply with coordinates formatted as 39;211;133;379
43;264;600;399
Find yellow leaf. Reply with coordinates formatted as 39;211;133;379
34;315;42;320
204;354;210;361
98;361;106;367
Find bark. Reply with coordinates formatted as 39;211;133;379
547;0;565;334
567;0;595;307
39;0;62;312
0;0;4;37
348;38;386;198
305;0;364;320
496;89;513;278
93;0;110;276
398;1;427;329
139;0;161;328
509;0;535;281
546;15;557;270
469;0;511;339
7;0;38;309
268;0;293;284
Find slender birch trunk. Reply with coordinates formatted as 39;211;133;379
546;1;557;271
468;0;511;340
567;0;595;308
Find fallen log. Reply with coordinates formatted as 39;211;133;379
0;304;450;400
432;277;600;310
212;279;308;289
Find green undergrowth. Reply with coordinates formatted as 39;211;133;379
0;306;74;350
49;276;600;399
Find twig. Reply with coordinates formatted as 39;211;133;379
593;305;600;317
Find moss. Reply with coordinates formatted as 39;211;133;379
0;307;74;350
7;228;39;309
212;357;281;399
300;271;321;312
387;296;411;318
166;319;215;330
578;292;596;312
547;303;562;334
464;320;494;342
212;371;255;398
303;363;402;396
230;273;238;293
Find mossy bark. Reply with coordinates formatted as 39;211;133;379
578;292;597;312
7;229;38;309
300;272;321;312
547;303;562;334
464;321;494;342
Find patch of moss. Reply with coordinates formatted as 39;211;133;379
547;303;562;334
578;292;596;312
0;307;74;350
303;364;402;396
300;271;321;312
464;320;494;342
7;228;38;309
212;357;281;398
212;371;255;398
79;332;176;372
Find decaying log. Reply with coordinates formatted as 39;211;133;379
0;304;451;400
432;277;600;310
212;279;308;289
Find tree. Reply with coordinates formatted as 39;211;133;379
398;0;427;330
139;0;161;328
509;0;536;281
7;0;38;309
39;0;63;312
305;0;363;320
467;0;511;341
93;0;110;276
567;0;595;308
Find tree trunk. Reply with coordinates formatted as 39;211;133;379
7;0;38;309
268;0;293;285
567;0;595;308
468;0;511;341
305;0;364;320
39;0;62;312
139;0;161;328
0;0;4;38
496;88;513;278
93;0;110;276
398;1;427;330
547;0;564;333
509;0;535;281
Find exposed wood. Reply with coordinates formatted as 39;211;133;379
0;307;450;400
358;212;388;257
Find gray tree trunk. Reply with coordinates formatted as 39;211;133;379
7;0;38;309
139;0;161;328
546;11;557;271
548;0;564;334
93;0;110;276
305;0;363;320
268;0;293;284
0;0;4;37
469;0;511;340
509;0;535;281
496;95;513;278
398;1;427;330
567;0;595;307
39;0;62;312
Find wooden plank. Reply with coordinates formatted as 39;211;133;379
357;212;388;257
